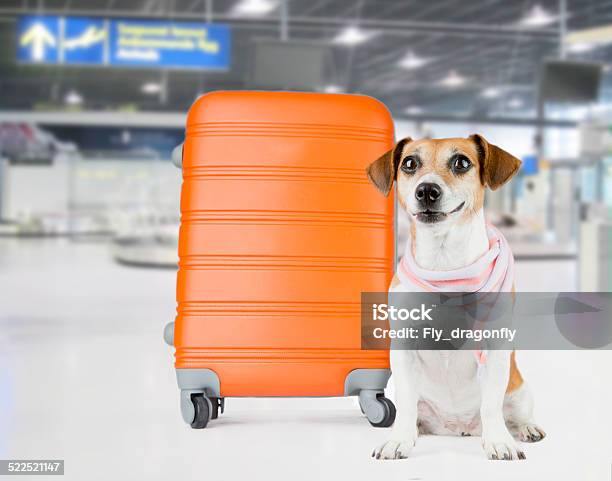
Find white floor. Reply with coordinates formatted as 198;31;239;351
0;238;610;481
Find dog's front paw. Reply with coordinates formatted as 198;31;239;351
518;423;546;443
372;437;416;460
482;432;525;460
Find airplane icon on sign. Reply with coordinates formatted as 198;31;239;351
20;22;56;61
64;25;107;50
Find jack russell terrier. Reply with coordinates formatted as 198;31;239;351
366;135;545;461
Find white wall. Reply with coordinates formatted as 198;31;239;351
1;155;70;222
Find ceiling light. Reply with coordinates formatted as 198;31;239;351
232;0;277;16
398;51;430;70
439;70;466;87
333;25;373;46
323;84;343;94
64;90;83;105
141;82;162;94
482;87;501;98
507;97;523;109
567;42;596;53
520;4;557;27
565;24;612;48
404;106;424;115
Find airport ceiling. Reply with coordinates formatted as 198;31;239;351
1;0;612;119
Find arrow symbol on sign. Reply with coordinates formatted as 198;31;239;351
20;22;56;61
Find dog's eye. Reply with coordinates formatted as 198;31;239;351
452;155;472;173
401;156;419;173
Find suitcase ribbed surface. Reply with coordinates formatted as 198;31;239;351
175;91;394;396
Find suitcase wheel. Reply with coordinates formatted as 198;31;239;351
190;394;212;429
361;393;396;428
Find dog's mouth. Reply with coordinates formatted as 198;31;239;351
413;202;465;224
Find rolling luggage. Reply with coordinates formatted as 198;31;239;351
164;91;395;428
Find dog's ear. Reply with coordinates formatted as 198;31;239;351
470;134;522;191
366;137;412;196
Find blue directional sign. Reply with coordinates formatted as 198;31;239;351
17;15;230;70
63;17;107;64
109;19;230;69
17;15;60;64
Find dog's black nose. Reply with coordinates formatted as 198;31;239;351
415;182;442;205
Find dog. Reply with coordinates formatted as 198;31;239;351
366;135;545;461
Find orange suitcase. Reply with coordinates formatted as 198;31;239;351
164;91;395;428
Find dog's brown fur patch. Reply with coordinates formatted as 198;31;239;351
470;134;522;191
506;351;524;393
366;137;411;196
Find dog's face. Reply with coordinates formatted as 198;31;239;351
366;135;521;230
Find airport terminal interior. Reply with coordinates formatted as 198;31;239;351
1;1;612;480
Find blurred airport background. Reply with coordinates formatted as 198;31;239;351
2;0;612;291
2;2;612;479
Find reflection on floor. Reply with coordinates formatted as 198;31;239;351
0;239;609;481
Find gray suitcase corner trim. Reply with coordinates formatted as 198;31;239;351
344;368;391;396
176;368;221;397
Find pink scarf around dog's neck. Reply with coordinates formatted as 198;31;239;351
398;224;514;293
397;224;515;365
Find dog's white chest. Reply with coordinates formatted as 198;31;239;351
413;350;483;435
